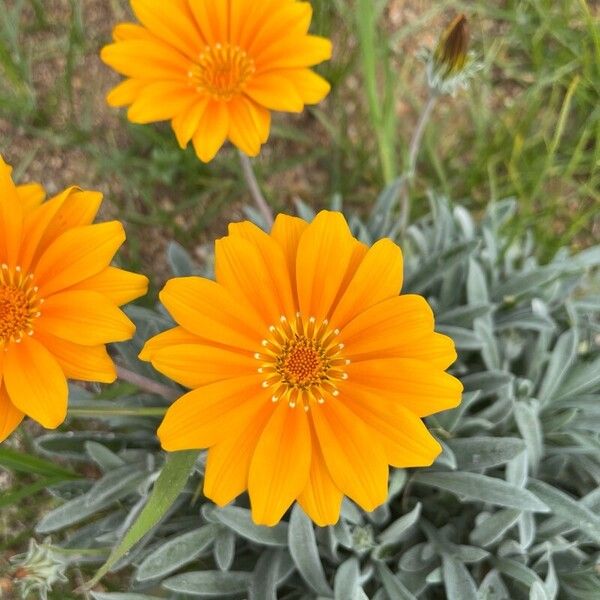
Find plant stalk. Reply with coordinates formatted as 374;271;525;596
238;150;274;228
116;366;179;402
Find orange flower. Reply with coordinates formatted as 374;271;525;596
0;157;148;442
142;211;462;526
101;0;332;162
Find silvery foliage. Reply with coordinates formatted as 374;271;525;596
34;186;599;599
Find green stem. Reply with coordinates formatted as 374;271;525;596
69;406;167;418
238;150;274;228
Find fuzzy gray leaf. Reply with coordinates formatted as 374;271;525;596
162;570;251;596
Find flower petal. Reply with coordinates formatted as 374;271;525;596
16;183;45;213
204;403;273;506
131;0;203;58
311;400;388;512
254;35;332;71
226;97;263;157
348;358;463;417
249;402;311;526
139;326;201;362
284;68;331;104
107;78;149;107
270;213;308;294
0;156;23;266
158;277;263;352
221;220;295;319
127;82;197;123
34;222;125;296
340;383;442;467
330;238;403;329
4;337;67;429
296;211;365;322
172;98;210;148
157;375;266;450
69;266;149;306
37;290;136;346
192;101;229;162
298;427;343;526
245;72;304;112
340;295;434;360
0;384;24;443
150;343;255;388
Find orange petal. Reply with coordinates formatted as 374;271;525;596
37;290;136;346
172;98;210;148
4;337;67;429
245;72;304;112
246;2;312;52
16;183;45;213
107;78;149;107
127;82;197;123
387;331;457;370
284;68;331;104
233;0;286;49
34;222;125;297
158;277;263;352
112;22;155;42
245;99;271;144
35;331;116;383
150;343;255;388
298;425;343;526
219;221;295;321
157;375;266;451
227;97;263;157
270;213;308;295
296;211;363;322
0;384;24;443
248;402;311;526
348;358;463;417
340;295;434;359
330;238;403;329
340;383;442;467
69;266;149;306
139;326;201;362
311;400;388;512
131;0;203;58
100;40;189;80
254;35;332;72
188;0;227;46
192;101;229;162
0;156;23;266
204;403;273;506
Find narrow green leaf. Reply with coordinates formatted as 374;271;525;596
92;594;161;600
211;505;288;547
376;563;418;600
288;505;333;596
442;555;478;600
379;503;421;544
447;437;525;471
249;549;281;600
0;476;65;509
413;472;549;512
0;446;79;479
334;557;360;600
469;509;521;547
87;450;197;587
539;331;577;402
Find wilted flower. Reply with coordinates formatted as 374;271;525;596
9;538;67;600
422;14;481;95
101;0;332;162
142;211;462;526
0;157;148;442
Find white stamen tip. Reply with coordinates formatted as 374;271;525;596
317;398;325;404
254;352;262;360
332;390;340;397
261;381;270;388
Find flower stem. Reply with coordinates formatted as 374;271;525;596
116;366;179;402
399;93;438;231
238;150;274;228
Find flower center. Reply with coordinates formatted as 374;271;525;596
0;264;43;347
256;314;350;411
188;43;255;101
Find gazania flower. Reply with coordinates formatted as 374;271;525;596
142;211;462;526
0;157;148;442
101;0;332;162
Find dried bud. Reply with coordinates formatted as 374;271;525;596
434;14;469;76
420;13;481;96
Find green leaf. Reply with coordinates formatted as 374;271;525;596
461;371;513;395
136;524;218;582
0;446;79;479
249;549;281;600
92;594;162;600
527;479;600;543
0;476;65;509
442;555;478;600
211;505;288;547
87;450;198;588
334;557;360;600
539;330;577;402
413;472;549;512
167;241;196;276
469;509;521;547
288;505;333;596
214;529;235;571
163;571;251;596
447;437;526;471
376;563;418;600
379;502;421;544
553;356;600;402
514;402;544;470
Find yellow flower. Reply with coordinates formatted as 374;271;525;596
0;157;148;442
142;211;462;526
101;0;332;162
